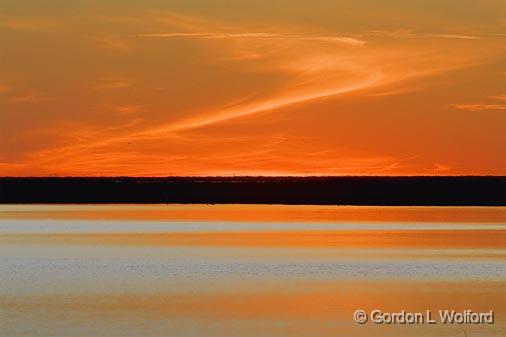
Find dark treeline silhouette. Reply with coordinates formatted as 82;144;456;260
0;176;505;205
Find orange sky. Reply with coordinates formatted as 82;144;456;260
0;0;505;176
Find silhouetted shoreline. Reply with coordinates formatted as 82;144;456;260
0;176;504;206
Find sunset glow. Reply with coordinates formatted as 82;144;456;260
1;1;505;176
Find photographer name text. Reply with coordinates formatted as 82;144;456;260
353;309;494;325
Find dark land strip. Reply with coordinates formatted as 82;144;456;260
1;176;505;206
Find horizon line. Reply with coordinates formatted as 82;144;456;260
2;175;505;179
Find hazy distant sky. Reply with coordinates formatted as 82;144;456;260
1;0;505;176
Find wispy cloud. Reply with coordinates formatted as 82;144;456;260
143;74;381;134
427;34;480;40
135;32;366;46
450;94;506;111
129;14;482;135
363;29;480;41
491;94;506;101
450;103;506;111
369;86;422;97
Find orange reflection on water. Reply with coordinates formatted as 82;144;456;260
1;205;505;337
2;230;505;249
1;205;505;223
2;281;505;337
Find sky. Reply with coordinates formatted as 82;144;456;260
0;0;505;176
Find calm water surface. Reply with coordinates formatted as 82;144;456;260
0;205;505;337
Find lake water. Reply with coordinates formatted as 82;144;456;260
0;205;505;337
